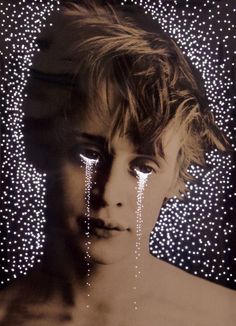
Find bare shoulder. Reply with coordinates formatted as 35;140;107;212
143;256;236;326
0;271;59;325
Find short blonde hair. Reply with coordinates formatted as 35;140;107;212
26;2;228;196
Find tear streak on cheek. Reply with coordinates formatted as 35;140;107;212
133;171;149;310
81;156;98;309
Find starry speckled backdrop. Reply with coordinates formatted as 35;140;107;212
0;0;236;289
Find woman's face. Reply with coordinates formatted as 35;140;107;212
57;109;180;266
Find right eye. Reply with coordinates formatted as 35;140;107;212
80;149;101;162
70;146;102;165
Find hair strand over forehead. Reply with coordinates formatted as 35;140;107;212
26;1;228;197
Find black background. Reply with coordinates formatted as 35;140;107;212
1;0;236;290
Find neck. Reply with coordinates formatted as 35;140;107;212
71;250;156;310
43;233;155;300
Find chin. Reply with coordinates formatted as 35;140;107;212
71;234;133;266
89;245;131;265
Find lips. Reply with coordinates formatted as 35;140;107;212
77;215;128;238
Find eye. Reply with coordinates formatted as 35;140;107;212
80;149;101;162
134;165;154;175
70;146;102;165
130;158;158;177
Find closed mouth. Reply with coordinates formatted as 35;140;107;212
77;215;128;233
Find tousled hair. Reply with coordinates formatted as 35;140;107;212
26;1;228;196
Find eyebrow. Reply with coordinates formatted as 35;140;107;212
71;132;107;147
71;132;163;164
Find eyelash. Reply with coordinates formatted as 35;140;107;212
129;161;156;176
70;146;103;165
80;149;102;162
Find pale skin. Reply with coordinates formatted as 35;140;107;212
50;109;236;326
1;6;236;324
1;106;236;326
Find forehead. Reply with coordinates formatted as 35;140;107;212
70;78;117;118
67;107;180;163
66;77;179;156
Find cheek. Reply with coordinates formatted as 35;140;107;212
60;163;86;214
140;175;172;229
141;188;164;229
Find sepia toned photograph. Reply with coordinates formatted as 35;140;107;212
1;0;236;325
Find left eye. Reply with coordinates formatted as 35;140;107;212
130;161;156;176
133;165;154;175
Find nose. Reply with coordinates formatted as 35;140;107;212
91;158;126;208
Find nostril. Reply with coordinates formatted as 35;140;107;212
116;202;122;207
